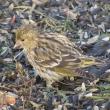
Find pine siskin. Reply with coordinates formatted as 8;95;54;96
14;25;104;86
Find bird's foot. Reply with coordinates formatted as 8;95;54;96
45;81;67;102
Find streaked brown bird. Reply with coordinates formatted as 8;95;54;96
14;25;103;86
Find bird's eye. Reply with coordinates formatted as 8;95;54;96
21;39;24;41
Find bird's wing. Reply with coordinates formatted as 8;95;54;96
33;33;81;65
33;33;101;77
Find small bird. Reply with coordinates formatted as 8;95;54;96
14;25;103;86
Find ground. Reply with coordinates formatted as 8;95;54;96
0;0;110;110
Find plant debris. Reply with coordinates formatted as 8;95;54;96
0;0;110;109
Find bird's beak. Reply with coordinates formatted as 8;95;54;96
13;41;21;49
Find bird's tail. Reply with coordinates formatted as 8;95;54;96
71;56;106;79
53;56;106;79
79;56;105;68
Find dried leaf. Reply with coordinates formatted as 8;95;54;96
32;0;48;6
0;91;17;105
81;82;86;92
16;62;26;76
9;3;14;11
85;92;93;97
60;6;78;20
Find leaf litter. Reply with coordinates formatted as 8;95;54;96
0;0;110;109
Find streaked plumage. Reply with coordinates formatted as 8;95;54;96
14;25;103;85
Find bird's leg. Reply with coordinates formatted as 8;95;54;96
46;80;67;101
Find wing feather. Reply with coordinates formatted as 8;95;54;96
33;33;82;70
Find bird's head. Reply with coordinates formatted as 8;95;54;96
14;25;38;50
